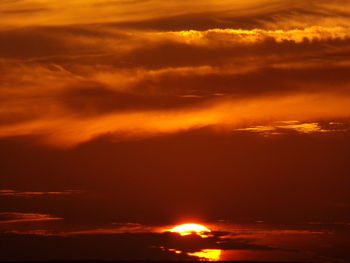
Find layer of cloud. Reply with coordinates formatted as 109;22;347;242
1;92;350;147
0;0;349;148
1;220;347;262
0;189;83;197
1;0;350;30
236;120;350;136
0;231;278;261
0;212;63;224
0;221;286;261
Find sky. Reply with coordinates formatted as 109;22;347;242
0;0;350;262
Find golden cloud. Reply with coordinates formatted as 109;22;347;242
1;92;350;147
1;0;350;148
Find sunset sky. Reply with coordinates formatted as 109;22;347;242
1;0;350;262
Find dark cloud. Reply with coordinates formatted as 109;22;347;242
0;233;189;261
160;232;278;253
108;12;263;31
0;189;83;197
1;24;350;130
58;86;203;116
0;231;277;261
0;26;127;59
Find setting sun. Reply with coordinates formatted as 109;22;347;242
1;0;349;262
170;223;211;237
165;223;221;261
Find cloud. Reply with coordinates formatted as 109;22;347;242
0;218;346;262
1;92;350;147
66;223;160;235
0;230;279;261
236;120;350;136
0;189;83;197
0;212;63;224
162;27;350;46
1;0;349;31
0;0;350;148
0;232;191;261
0;0;304;28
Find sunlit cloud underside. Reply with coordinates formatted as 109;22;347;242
0;0;350;148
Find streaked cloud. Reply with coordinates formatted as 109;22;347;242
163;26;350;45
0;189;83;197
1;92;350;147
0;220;344;262
0;212;63;224
0;0;349;149
236;120;350;136
67;223;160;236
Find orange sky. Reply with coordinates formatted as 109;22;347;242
1;0;350;262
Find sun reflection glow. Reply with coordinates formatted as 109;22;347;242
189;249;222;261
165;223;221;261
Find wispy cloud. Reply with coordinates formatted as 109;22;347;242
0;221;337;261
0;189;83;197
0;0;349;148
236;120;350;136
0;212;63;224
1;92;350;147
67;223;160;236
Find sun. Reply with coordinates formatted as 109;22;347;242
164;223;222;261
170;223;211;237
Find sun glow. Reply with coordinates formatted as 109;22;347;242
170;223;211;237
165;223;222;261
189;249;222;261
